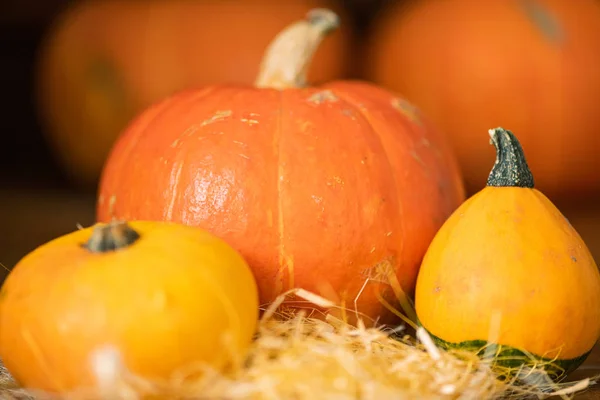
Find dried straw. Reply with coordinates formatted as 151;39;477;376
0;289;596;400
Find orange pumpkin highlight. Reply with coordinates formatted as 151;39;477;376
0;220;259;393
365;0;600;200
97;9;466;324
36;0;352;188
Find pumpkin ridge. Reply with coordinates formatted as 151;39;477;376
144;88;226;221
163;87;244;222
327;85;420;306
275;89;291;295
328;85;407;261
164;152;185;222
111;98;175;180
121;89;198;155
107;91;202;204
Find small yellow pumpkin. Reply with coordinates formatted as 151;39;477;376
0;220;259;394
415;127;600;381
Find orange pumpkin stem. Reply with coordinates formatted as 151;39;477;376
254;8;340;90
487;127;535;188
82;220;140;253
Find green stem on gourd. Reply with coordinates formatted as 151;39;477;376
82;220;140;253
487;127;535;188
254;8;340;90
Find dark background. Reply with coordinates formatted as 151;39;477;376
1;0;72;190
0;0;393;190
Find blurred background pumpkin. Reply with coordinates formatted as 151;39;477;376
35;0;354;189
364;0;600;204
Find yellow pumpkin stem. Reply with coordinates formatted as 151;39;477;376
82;220;140;253
254;8;340;90
487;127;535;188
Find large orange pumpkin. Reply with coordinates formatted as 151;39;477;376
97;9;466;324
364;0;600;201
36;0;352;188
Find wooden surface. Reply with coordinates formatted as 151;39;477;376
0;188;599;398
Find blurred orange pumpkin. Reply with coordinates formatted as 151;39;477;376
365;0;600;201
36;0;353;188
96;9;466;325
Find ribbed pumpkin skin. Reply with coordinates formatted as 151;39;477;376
97;81;466;321
365;0;600;200
36;0;352;188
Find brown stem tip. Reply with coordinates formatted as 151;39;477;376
82;221;140;253
254;8;340;90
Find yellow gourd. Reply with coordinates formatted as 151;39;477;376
415;127;600;381
0;220;259;394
